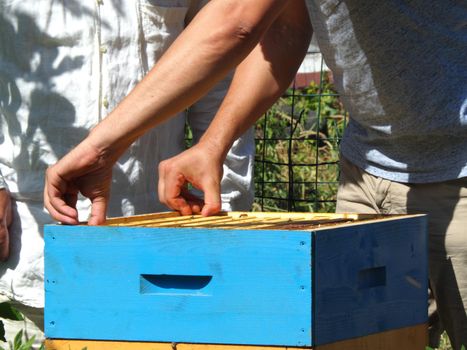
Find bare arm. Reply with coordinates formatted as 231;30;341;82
44;0;298;224
0;188;12;261
158;0;312;215
84;0;291;152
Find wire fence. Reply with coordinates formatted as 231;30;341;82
253;53;348;213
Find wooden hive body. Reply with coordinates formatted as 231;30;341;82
44;212;428;348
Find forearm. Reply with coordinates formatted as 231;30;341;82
157;3;311;217
197;0;312;160
87;0;290;156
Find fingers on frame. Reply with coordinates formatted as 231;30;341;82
44;187;79;225
0;225;9;261
87;196;108;226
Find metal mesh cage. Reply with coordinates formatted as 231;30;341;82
254;49;348;213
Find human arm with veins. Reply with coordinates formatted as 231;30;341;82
44;0;311;224
158;1;312;216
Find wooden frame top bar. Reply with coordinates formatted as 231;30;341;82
99;211;420;231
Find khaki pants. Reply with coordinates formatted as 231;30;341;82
336;156;467;350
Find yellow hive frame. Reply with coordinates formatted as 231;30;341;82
104;211;399;230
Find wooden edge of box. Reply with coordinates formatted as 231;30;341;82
317;324;427;350
102;211;362;226
45;324;427;350
311;213;426;231
98;211;425;228
44;340;305;350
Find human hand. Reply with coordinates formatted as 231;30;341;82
158;142;223;216
0;189;12;261
44;141;117;226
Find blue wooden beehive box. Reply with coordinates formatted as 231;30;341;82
44;212;427;347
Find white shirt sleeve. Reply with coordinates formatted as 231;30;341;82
0;169;7;190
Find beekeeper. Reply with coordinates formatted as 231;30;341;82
0;0;255;346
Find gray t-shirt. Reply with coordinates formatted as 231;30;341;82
307;0;467;183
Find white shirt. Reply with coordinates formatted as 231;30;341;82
0;0;254;307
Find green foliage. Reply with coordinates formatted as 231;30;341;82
0;304;39;349
254;74;347;212
0;303;24;343
425;332;464;350
425;345;463;350
12;331;35;350
0;304;23;323
0;304;61;350
0;330;42;350
0;328;87;350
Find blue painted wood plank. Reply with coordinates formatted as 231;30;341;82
313;216;428;345
44;226;312;347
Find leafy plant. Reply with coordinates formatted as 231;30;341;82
426;346;464;350
2;330;41;350
425;332;464;350
0;330;42;350
0;303;24;343
0;304;46;350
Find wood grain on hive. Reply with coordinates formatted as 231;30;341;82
45;323;427;349
44;212;428;349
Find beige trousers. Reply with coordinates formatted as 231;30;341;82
336;156;467;350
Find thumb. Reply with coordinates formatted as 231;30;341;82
200;179;222;217
87;196;108;226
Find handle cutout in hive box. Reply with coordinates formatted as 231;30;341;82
140;274;213;295
358;266;386;289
